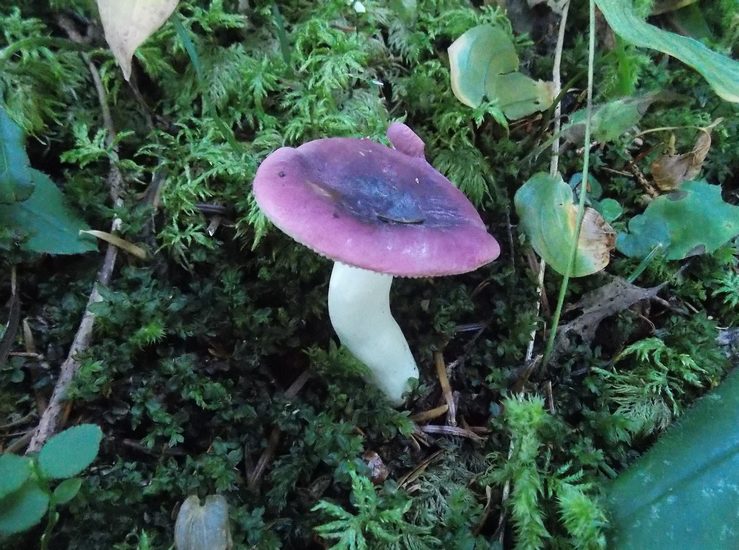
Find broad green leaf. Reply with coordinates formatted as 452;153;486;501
0;169;97;255
594;198;623;223
0;454;31;499
97;0;180;81
606;368;739;548
491;72;554;121
514;173;615;277
174;495;232;550
448;25;553;119
0;480;49;536
617;180;739;259
38;424;103;480
595;0;739;102
0;107;34;204
52;478;83;505
564;95;656;144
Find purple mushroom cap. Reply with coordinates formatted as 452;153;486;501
253;124;500;277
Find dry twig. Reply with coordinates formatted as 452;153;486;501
26;17;124;453
247;370;311;490
434;351;457;426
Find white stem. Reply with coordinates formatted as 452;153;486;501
328;262;419;404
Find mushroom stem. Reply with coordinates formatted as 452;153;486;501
328;262;419;404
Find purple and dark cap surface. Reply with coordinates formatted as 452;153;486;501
253;123;500;277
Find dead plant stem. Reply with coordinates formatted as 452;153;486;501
27;18;123;453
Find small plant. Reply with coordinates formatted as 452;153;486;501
312;468;439;549
0;424;102;548
712;269;739;309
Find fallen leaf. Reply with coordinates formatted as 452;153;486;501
616;180;739;260
448;25;554;120
79;230;148;259
563;95;658;145
651;129;711;191
514;172;616;277
362;451;389;484
174;495;232;550
97;0;180;81
557;277;664;353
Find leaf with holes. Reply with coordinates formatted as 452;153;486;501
515;172;615;277
617;180;739;259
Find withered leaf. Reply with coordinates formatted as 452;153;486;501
557;277;664;354
651;129;711;191
97;0;180;81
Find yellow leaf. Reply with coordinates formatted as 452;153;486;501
79;230;148;259
97;0;180;81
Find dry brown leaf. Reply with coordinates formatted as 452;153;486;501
581;208;616;264
651;129;712;191
556;276;665;354
97;0;180;81
362;451;389;484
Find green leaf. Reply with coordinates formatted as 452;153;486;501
0;454;31;499
606;368;739;548
0;107;34;204
514;172;615;277
38;424;103;480
174;495;232;550
448;25;553;120
595;0;739;102
594;198;623;223
564;96;656;144
0;169;97;255
617;180;739;259
0;480;49;536
52;478;83;505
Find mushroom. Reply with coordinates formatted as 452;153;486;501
253;123;500;404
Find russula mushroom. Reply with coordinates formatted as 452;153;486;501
253;123;500;404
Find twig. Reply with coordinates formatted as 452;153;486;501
26;17;124;454
434;351;457;426
545;380;555;414
417;424;485;442
409;404;449;423
398;450;444;489
0;411;37;431
0;266;20;367
247;370;311;490
625;159;659;198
